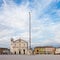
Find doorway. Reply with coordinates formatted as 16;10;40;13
14;51;16;54
23;49;25;54
19;50;21;54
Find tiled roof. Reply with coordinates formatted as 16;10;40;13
34;46;54;48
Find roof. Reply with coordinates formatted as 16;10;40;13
56;47;60;48
0;48;9;50
13;38;28;43
34;46;54;49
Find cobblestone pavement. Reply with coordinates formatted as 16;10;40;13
0;55;60;60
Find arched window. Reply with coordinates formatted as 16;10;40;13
37;50;39;52
36;50;39;54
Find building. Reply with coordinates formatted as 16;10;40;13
10;38;28;55
34;46;45;54
55;47;60;55
44;46;55;54
34;46;55;55
0;48;10;54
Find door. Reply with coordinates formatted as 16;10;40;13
19;50;21;54
23;49;25;54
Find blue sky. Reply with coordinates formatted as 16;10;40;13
0;0;60;48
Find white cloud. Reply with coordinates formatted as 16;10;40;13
0;0;60;48
0;5;29;30
0;0;30;47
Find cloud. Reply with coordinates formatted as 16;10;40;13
0;0;30;47
0;0;60;48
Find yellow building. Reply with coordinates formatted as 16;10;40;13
34;47;45;54
34;46;55;55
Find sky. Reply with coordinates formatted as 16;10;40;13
0;0;60;48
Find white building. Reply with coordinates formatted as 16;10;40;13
10;38;28;55
55;48;60;54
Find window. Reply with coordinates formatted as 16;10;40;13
37;50;39;52
24;44;25;47
19;44;21;45
14;44;16;46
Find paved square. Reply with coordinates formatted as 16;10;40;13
0;55;60;60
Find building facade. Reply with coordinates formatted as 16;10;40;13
10;38;28;55
44;46;55;54
34;46;55;55
55;47;60;55
0;48;10;54
34;47;45;54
